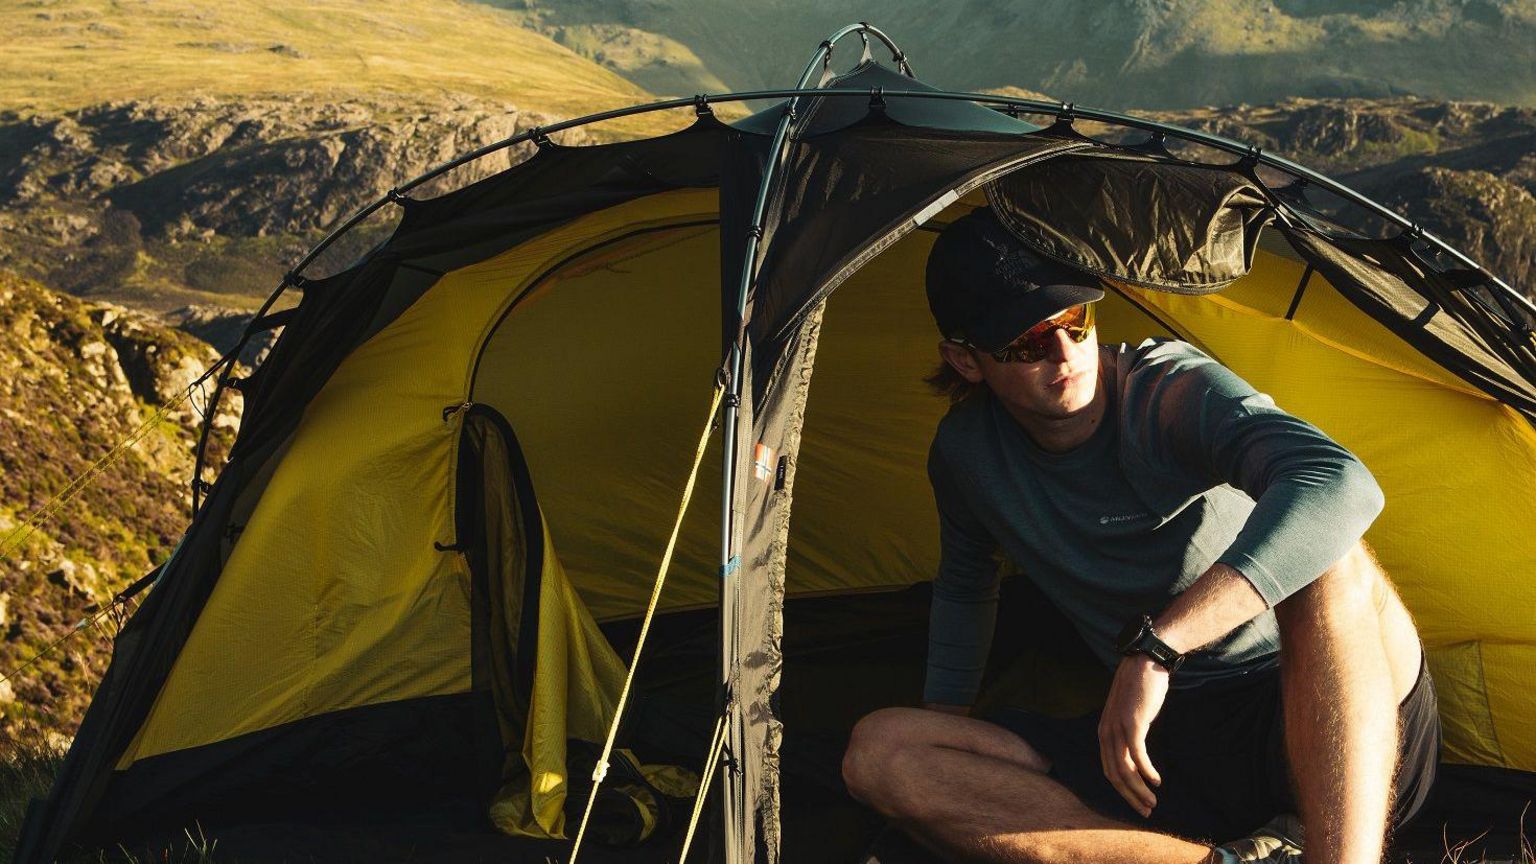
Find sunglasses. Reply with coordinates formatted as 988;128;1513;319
950;303;1096;363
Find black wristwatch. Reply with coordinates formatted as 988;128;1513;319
1115;614;1186;674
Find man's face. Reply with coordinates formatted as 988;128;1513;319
940;304;1102;421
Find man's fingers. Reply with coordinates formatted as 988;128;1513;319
1099;728;1155;816
1116;747;1157;813
1130;733;1162;788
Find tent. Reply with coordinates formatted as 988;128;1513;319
18;23;1536;864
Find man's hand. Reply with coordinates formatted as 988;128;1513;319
1098;654;1169;818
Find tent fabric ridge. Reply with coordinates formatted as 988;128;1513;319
466;216;723;389
1284;265;1314;321
763;139;1092;349
1471;640;1509;767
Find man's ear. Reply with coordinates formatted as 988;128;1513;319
937;340;985;383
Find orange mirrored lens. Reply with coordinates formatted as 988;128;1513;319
996;304;1094;363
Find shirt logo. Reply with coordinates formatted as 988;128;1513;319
1099;513;1150;525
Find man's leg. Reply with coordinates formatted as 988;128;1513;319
1274;540;1423;864
842;707;1214;864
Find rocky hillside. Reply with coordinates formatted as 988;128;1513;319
0;271;239;746
1151;97;1536;294
0;94;590;329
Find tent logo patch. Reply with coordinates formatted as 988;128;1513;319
753;442;776;483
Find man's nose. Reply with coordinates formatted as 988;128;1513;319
1045;327;1076;363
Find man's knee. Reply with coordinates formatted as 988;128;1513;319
1276;541;1385;633
843;708;921;805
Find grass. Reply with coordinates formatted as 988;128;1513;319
0;732;65;864
0;0;687;139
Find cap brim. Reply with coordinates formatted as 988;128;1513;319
965;283;1106;353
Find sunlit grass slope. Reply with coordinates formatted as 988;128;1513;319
0;0;679;136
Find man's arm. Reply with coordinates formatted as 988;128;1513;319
922;441;1002;713
1135;343;1386;626
1151;562;1266;655
1098;344;1386;816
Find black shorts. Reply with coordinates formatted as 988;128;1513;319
985;655;1441;844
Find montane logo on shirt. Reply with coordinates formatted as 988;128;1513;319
1099;513;1150;525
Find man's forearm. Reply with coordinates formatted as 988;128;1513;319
1152;562;1269;655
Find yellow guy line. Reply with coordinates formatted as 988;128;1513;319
567;382;726;863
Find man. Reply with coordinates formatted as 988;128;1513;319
841;208;1440;864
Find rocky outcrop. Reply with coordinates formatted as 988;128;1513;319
0;94;586;313
0;271;239;743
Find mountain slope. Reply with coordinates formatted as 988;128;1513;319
0;0;678;138
486;0;1536;109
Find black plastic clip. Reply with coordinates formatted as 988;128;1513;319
226;376;247;393
868;87;886;112
1003;103;1021;119
193;479;214;495
783;103;798;123
223;522;245;541
723;392;742;410
1238;145;1264;170
819;39;833;53
529;126;553;149
892;50;908;71
386;187;411;206
433;541;468;553
746;224;764;241
1043;102;1081;139
694;94;713;117
282;271;309;289
1135;129;1171;156
442;401;474;422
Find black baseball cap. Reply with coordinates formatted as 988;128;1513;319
926;207;1105;352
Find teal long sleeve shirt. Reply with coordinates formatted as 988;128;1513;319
924;338;1385;706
